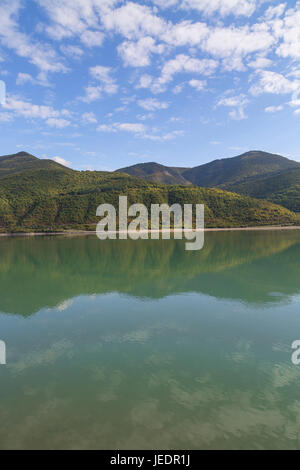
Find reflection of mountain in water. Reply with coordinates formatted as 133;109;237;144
1;231;300;315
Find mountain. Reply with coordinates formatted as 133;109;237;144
117;151;300;187
116;162;191;185
117;151;300;212
0;151;72;178
223;167;300;213
0;151;299;232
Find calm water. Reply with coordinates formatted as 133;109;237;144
1;231;300;449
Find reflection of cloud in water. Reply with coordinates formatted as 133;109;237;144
10;340;74;374
56;299;74;312
272;364;300;389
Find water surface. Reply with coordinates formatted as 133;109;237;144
1;231;300;449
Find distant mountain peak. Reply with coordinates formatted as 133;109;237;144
117;150;300;188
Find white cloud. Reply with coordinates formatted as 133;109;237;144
181;0;257;17
60;44;84;58
82;112;97;123
264;3;287;21
118;37;165;67
189;79;206;91
0;0;67;79
36;0;112;47
142;129;184;141
81;66;118;102
172;83;185;94
140;54;217;93
161;21;209;48
265;105;284;113
90;65;118;94
202;26;274;64
248;56;273;69
275;3;300;60
97;121;184;141
137;113;155;121
81;86;102;103
81;30;104;47
138;98;169;111
152;0;179;8
97;122;146;134
46;118;71;128
250;70;300;95
102;2;165;40
16;73;35;85
3;94;72;127
0;112;13;122
153;0;257;17
52;156;72;166
217;94;250;120
289;98;300;108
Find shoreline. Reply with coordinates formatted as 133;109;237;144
1;225;300;238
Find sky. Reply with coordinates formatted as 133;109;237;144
0;0;300;171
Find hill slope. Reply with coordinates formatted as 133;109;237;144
223;167;300;213
117;151;300;187
0;152;299;232
117;162;191;185
182;151;300;187
117;151;300;213
0;151;72;178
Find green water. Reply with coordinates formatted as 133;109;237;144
1;231;300;449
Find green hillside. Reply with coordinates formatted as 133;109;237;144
117;151;300;213
223;167;300;213
117;151;300;187
0;151;72;178
116;162;191;185
0;152;299;232
182;151;300;186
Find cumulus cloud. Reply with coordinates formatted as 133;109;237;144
2;0;300;134
153;0;257;17
274;2;300;60
46;118;71;128
102;2;166;40
36;0;112;46
60;44;84;58
138;98;169;110
189;79;206;91
52;156;72;166
97;122;146;134
248;56;273;69
250;70;300;96
16;73;36;86
118;37;165;67
181;0;257;17
0;112;13;122
3;95;72;127
97;121;184;141
82;112;97;123
0;0;67;79
265;105;284;113
138;54;217;93
90;65;118;94
217;94;250;120
81;65;118;102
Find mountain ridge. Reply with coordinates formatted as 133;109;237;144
116;150;300;212
116;151;300;186
0;150;299;232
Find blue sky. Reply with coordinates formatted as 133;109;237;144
0;0;300;170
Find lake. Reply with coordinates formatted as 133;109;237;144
1;231;300;449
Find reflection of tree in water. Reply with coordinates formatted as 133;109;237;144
0;230;300;315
